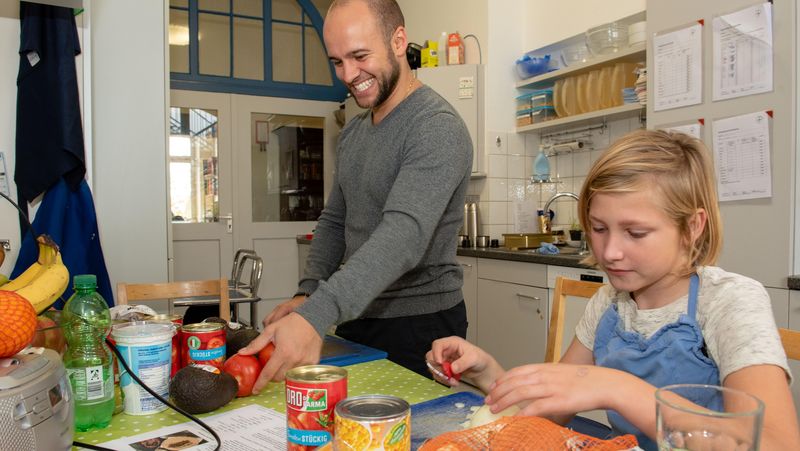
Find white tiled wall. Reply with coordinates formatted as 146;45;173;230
468;116;644;240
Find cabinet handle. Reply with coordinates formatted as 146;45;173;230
460;263;473;268
515;293;541;301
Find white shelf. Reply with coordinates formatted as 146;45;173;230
516;103;644;133
515;45;646;90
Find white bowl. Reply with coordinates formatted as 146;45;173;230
586;22;628;56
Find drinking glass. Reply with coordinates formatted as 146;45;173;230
656;384;764;451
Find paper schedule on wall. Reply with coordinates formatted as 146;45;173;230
711;112;771;202
712;2;773;101
653;22;703;111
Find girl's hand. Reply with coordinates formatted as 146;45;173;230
425;336;504;392
485;363;628;418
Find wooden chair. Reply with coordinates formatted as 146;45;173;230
545;276;605;363
779;328;800;360
117;278;230;322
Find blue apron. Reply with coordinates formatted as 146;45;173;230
594;274;722;450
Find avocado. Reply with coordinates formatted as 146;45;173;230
170;365;238;414
226;327;260;358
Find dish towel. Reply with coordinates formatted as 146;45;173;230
539;242;559;254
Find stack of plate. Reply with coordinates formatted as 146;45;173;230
634;67;647;105
628;21;646;47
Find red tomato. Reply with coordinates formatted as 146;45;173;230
258;342;276;367
222;354;261;397
442;361;461;381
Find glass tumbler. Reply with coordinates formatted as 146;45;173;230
656;384;764;451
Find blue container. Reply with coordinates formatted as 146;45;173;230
515;54;556;79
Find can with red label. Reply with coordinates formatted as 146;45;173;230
180;322;226;369
151;314;183;377
285;365;347;451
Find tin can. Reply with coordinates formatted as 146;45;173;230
180;322;226;369
285;365;348;451
151;314;183;377
334;395;411;451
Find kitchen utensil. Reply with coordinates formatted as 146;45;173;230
575;73;590;114
586;69;602;112
562;76;578;117
502;233;555;250
552;78;566;117
0;349;74;450
476;235;490;248
560;42;591;67
466;202;480;247
490;239;500;248
656;384;764;451
598;65;615;109
585;22;628;56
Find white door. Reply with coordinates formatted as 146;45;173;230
169;90;235;282
169;90;339;326
230;94;339;326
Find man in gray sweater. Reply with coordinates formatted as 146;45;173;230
243;0;472;391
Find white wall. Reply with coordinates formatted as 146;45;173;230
0;3;22;278
398;0;488;65
90;0;169;291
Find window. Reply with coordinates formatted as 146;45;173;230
169;0;346;101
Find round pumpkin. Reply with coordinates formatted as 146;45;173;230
0;290;37;358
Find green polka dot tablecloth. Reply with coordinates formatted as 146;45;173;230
73;360;450;448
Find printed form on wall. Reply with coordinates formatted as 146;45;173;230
711;111;772;202
653;21;703;111
712;2;773;101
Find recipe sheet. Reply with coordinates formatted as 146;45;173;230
653;22;703;111
711;111;772;201
712;2;773;101
94;404;286;451
663;121;703;139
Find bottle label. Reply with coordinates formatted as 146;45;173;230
67;365;112;401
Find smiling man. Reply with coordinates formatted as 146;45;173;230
241;0;473;389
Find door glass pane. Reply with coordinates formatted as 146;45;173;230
304;26;332;85
272;23;302;82
169;9;190;73
251;113;324;222
234;0;262;17
169;107;220;223
233;17;263;80
272;0;302;22
199;13;230;76
198;0;229;12
311;0;333;17
170;0;188;7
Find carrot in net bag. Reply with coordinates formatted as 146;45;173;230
419;416;639;451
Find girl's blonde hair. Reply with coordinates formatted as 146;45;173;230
578;129;722;272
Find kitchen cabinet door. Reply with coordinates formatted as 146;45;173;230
457;256;478;344
298;242;311;279
477;279;548;369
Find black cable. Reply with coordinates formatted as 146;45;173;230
0;189;38;240
72;339;222;451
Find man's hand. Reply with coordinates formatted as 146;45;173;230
263;294;307;327
239;312;323;394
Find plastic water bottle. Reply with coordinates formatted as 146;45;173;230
61;274;115;431
533;145;551;182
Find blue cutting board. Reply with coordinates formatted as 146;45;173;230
318;335;388;367
410;391;485;450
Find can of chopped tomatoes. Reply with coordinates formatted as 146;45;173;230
180;322;226;369
151;314;183;377
334;395;411;451
285;365;347;451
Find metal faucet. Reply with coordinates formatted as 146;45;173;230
542;192;589;255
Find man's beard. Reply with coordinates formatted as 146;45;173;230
352;56;401;110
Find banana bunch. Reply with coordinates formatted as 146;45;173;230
3;235;69;314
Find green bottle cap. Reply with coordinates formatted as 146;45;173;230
74;274;97;288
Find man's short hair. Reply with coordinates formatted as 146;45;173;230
329;0;405;45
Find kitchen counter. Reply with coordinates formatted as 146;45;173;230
297;235;593;269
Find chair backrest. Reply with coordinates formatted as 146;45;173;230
545;276;605;363
231;249;257;281
231;253;263;296
779;328;800;361
117;278;230;322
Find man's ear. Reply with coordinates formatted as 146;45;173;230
391;26;408;57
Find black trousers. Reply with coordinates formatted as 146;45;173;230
335;301;468;377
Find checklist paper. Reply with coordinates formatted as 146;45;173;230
712;112;772;202
713;2;773;101
653;22;703;111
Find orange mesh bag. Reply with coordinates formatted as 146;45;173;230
419;416;638;451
